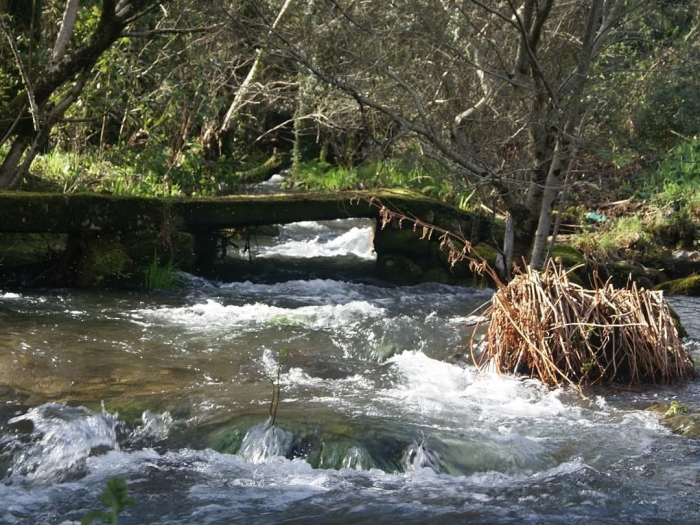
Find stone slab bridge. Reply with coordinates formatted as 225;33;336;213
0;189;495;285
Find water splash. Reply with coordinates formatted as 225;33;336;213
127;410;174;445
342;446;373;470
238;422;295;464
133;299;385;333
403;442;442;473
7;403;119;485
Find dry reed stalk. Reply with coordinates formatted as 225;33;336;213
479;260;695;387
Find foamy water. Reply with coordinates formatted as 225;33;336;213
258;226;375;259
228;219;376;261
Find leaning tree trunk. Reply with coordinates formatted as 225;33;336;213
0;129;33;189
529;137;566;270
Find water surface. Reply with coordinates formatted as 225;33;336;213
1;220;699;525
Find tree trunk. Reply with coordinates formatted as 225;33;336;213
529;137;565;269
0;131;32;189
527;0;615;269
220;0;295;133
50;0;80;70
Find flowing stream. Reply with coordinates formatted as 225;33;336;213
1;219;700;525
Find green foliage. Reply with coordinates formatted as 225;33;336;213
597;215;649;252
144;252;176;290
290;158;454;200
30;144;232;197
634;79;700;150
81;476;136;525
665;401;690;417
649;139;700;206
591;139;700;251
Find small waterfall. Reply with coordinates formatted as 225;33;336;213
403;442;442;473
7;403;119;484
237;422;295;464
341;446;373;470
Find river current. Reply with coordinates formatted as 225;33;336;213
1;219;699;524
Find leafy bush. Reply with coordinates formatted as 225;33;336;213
82;476;136;525
634;79;700;150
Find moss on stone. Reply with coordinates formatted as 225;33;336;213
647;403;700;439
76;235;133;287
0;233;66;265
0;189;481;234
420;267;452;284
667;305;689;338
550;244;585;267
376;254;423;285
655;275;700;296
0;189;491;288
237;151;290;184
373;226;432;257
472;242;499;267
211;426;247;455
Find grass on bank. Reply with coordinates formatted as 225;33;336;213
569;138;700;258
24;144;474;210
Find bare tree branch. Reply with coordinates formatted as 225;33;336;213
123;23;225;38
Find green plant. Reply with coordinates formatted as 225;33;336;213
290;156;454;198
665;401;689;417
597;215;648;252
456;189;477;211
81;476;136;525
642;139;700;208
144;251;175;289
264;348;289;428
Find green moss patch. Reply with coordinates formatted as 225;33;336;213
647;403;700;439
655;275;700;296
550;244;584;267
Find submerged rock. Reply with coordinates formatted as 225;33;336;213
647;402;700;439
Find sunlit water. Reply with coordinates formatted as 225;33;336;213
1;220;699;525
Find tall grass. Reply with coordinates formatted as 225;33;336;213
292;158;456;200
144;252;176;289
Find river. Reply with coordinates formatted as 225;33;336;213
1;218;699;524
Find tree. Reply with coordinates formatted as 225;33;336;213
268;0;630;267
0;0;170;189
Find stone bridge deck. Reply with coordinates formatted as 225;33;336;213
0;189;467;233
0;189;494;286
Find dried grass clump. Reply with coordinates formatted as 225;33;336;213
479;260;695;387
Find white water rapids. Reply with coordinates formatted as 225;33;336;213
1;219;699;525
